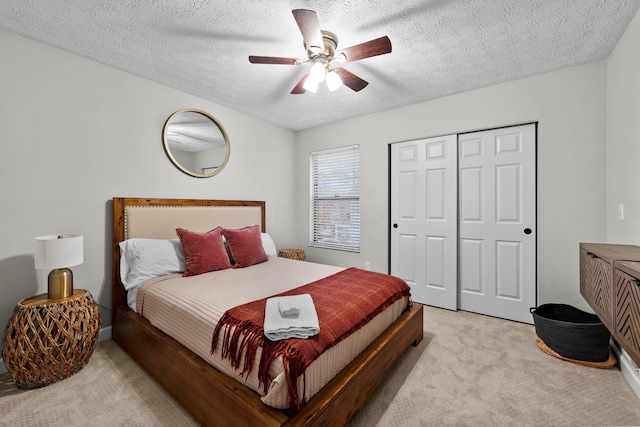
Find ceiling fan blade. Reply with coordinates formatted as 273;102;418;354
291;74;309;94
292;9;324;52
249;55;298;65
335;68;369;92
335;36;392;63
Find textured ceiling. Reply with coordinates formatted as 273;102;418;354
2;0;639;131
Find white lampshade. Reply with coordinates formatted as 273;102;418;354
326;70;343;92
303;76;319;93
34;234;84;269
308;61;326;83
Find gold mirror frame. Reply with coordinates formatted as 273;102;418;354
162;109;230;178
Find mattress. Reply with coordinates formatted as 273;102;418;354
135;256;409;409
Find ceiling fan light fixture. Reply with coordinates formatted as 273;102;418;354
250;9;390;94
303;75;319;93
309;61;326;83
326;70;343;91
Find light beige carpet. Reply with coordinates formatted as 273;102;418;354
2;306;640;426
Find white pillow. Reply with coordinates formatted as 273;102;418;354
119;238;185;291
261;233;278;257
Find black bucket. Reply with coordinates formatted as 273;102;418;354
530;304;610;362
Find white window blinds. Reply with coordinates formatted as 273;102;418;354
310;145;360;251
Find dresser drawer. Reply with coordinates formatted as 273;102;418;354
614;261;640;366
580;248;614;329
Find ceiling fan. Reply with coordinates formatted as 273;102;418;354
249;9;392;94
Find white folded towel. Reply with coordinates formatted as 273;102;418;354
264;294;319;341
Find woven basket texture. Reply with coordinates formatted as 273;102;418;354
278;248;306;261
535;337;616;369
1;290;101;389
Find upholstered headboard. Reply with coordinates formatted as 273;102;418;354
111;198;266;318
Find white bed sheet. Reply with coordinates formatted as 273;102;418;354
134;256;409;409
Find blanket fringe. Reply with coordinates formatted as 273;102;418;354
212;314;303;410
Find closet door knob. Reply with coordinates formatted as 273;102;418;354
524;228;532;234
393;224;398;229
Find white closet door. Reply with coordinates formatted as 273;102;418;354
390;135;458;309
458;124;536;323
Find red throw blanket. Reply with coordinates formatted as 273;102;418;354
211;267;411;412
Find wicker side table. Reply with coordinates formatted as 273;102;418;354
1;289;101;389
278;248;306;261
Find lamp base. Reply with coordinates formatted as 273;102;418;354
48;268;73;299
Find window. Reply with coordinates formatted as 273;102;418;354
310;145;360;251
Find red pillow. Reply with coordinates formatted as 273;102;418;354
176;227;232;276
222;225;268;268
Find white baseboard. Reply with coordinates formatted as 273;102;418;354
0;326;112;377
611;340;640;399
98;326;112;342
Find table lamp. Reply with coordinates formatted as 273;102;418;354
34;234;83;299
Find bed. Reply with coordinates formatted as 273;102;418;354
111;197;424;426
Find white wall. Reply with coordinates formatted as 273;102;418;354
0;28;297;345
296;60;608;312
607;8;640;243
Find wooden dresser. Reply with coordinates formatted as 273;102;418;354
580;243;640;366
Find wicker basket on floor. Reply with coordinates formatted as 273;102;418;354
278;248;306;261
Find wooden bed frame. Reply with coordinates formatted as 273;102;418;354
111;197;424;426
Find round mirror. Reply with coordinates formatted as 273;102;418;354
163;109;230;178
